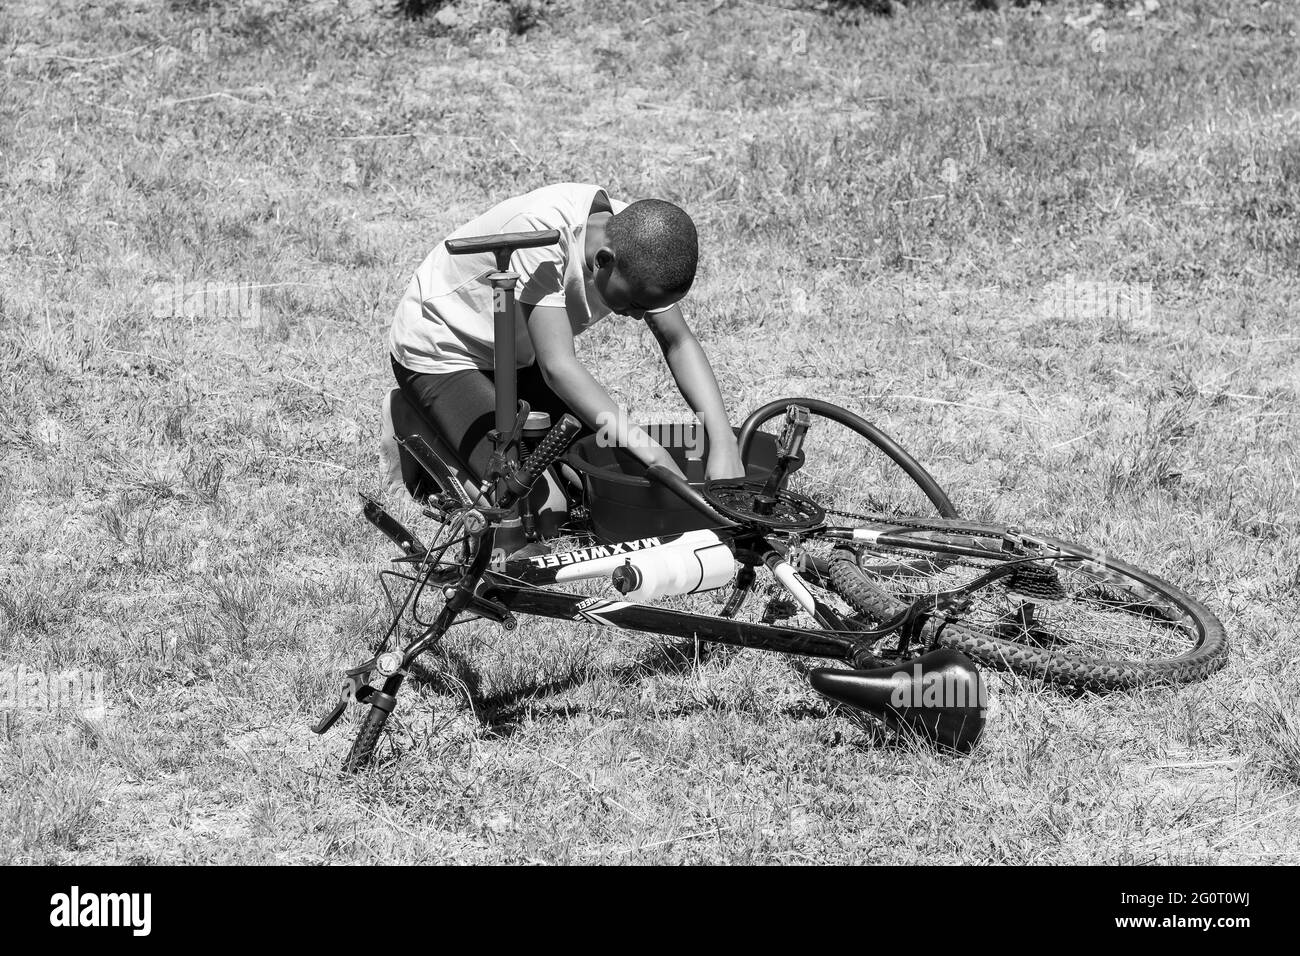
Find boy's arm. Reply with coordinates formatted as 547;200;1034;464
524;304;686;478
642;305;746;480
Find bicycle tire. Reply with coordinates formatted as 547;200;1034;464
342;705;389;773
826;523;1228;691
737;398;960;520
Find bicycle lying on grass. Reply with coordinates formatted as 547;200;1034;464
313;230;1229;771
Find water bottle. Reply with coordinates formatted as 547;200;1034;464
609;536;735;601
520;411;552;457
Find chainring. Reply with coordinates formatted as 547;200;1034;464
703;479;826;531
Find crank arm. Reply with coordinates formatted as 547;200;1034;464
719;565;757;619
458;588;516;630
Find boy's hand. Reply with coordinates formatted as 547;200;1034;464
706;437;746;480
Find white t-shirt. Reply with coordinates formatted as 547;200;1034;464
389;182;668;374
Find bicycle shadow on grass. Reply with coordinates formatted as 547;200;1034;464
406;642;979;754
413;638;830;738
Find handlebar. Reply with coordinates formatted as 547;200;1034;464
645;464;738;529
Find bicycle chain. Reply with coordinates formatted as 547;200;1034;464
823;506;973;536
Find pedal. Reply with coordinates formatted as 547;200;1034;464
761;595;800;624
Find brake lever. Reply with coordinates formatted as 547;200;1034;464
508;401;531;448
484;400;533;491
311;695;348;735
311;660;376;735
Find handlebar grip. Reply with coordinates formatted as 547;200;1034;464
645;464;738;528
500;414;582;507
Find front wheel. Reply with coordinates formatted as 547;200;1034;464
342;705;390;773
825;519;1228;691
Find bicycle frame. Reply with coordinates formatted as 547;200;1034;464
371;512;1087;673
404;525;873;665
317;491;992;751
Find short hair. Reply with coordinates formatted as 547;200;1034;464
605;199;698;300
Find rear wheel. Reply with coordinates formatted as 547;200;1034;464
824;519;1228;690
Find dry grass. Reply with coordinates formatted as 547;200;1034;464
1;0;1298;863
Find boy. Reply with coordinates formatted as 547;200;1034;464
386;183;746;493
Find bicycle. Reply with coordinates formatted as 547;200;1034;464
314;230;1229;771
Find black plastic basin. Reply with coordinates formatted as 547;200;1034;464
565;424;781;544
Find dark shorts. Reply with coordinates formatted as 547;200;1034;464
390;355;590;482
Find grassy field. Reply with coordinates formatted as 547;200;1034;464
1;0;1298;864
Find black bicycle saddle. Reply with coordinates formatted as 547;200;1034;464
809;647;986;753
